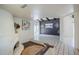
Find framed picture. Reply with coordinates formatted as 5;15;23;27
40;18;60;36
22;19;30;30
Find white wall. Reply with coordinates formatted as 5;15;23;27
33;20;40;40
20;20;34;43
74;5;79;49
13;17;34;43
0;9;16;54
0;9;34;54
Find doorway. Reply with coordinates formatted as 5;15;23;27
62;14;74;48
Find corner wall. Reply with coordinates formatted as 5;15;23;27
13;17;34;43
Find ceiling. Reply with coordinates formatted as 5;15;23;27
0;4;74;19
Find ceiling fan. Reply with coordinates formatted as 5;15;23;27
21;4;27;8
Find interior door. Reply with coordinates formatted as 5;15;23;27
62;14;74;48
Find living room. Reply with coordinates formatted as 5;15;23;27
0;4;79;55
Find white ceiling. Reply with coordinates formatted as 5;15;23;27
0;4;74;19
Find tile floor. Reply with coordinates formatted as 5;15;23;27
34;35;75;55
